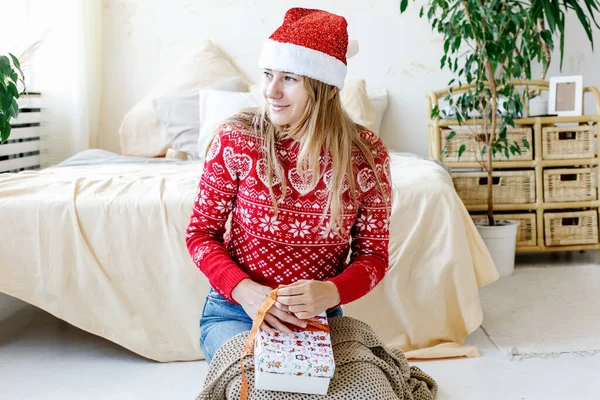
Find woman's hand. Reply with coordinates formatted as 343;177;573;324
276;280;341;319
231;279;307;337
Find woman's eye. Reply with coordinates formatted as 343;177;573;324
263;71;273;78
284;76;296;82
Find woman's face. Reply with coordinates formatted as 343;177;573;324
261;69;309;127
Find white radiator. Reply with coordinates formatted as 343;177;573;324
0;93;42;173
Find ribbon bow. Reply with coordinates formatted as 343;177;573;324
239;288;330;400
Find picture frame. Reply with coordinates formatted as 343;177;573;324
548;75;583;117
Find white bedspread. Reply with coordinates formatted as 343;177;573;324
0;150;497;362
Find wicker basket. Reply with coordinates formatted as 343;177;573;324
452;170;536;205
542;125;595;160
544;210;598;246
441;127;532;162
471;213;537;246
543;168;597;203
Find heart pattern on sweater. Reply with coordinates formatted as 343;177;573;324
357;168;376;193
212;163;224;176
288;168;315;196
246;176;257;188
323;170;332;188
322;170;349;193
206;134;221;161
256;159;281;187
223;147;252;180
315;189;328;200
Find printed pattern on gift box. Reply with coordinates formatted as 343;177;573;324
254;314;335;378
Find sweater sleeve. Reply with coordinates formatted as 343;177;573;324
185;125;250;302
328;146;392;305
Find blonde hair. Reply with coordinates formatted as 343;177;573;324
209;77;388;239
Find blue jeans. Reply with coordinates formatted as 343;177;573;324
199;287;343;364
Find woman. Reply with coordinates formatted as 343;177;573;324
186;7;392;364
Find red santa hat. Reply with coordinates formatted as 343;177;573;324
259;8;359;90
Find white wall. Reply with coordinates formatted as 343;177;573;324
99;0;600;156
546;12;600;118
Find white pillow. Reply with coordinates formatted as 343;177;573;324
197;90;263;159
119;40;251;157
152;76;245;158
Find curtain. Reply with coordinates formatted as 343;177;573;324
1;0;103;166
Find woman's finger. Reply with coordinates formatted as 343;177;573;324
260;322;275;336
270;306;307;328
277;293;307;306
287;305;308;314
293;311;314;320
276;283;306;297
264;314;296;337
273;301;289;312
279;279;306;286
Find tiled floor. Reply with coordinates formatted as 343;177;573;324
1;252;598;399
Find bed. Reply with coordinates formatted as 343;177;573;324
0;148;498;362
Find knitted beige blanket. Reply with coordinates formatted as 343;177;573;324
197;317;437;399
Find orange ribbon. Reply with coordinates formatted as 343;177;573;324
239;288;330;400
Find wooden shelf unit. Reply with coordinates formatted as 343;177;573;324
427;80;600;255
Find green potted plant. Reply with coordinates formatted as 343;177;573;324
0;53;26;144
400;0;600;275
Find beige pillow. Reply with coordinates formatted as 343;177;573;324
340;78;378;133
119;40;251;157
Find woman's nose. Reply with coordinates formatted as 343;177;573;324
266;79;282;99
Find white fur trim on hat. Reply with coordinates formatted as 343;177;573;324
259;39;347;90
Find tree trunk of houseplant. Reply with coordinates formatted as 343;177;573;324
473;61;520;277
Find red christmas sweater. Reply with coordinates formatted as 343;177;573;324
185;123;392;305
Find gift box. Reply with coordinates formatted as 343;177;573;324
254;312;335;395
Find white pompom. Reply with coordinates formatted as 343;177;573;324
346;39;359;59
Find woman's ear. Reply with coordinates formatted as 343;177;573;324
327;86;337;100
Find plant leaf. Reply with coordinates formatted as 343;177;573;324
570;1;595;48
458;144;466;160
559;13;565;70
0;56;10;75
0;122;11;143
8;81;18;99
8;53;21;70
512;141;522;155
542;0;557;32
400;0;409;13
8;99;19;119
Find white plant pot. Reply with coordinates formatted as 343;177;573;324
475;220;519;277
